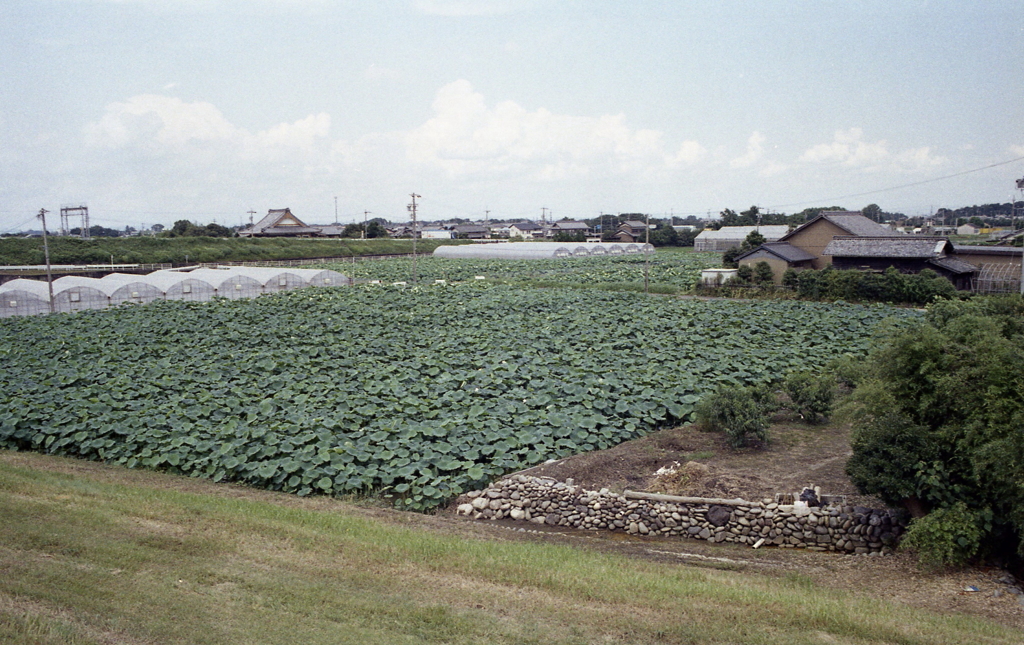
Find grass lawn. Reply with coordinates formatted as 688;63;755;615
1;451;1020;644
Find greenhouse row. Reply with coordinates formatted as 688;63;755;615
433;242;655;260
0;267;349;317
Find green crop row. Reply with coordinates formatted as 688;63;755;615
318;250;721;289
0;284;915;509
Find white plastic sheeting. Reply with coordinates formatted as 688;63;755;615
0;279;52;317
433;242;654;260
0;266;349;318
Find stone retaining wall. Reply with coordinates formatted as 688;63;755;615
459;475;906;554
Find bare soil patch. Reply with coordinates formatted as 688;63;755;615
516;411;885;507
445;414;1024;630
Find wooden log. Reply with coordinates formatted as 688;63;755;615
623;490;751;506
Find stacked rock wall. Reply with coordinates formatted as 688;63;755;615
460;475;906;554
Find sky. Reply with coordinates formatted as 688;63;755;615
2;0;1023;232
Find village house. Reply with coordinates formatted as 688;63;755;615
509;221;545;239
451;224;490;239
240;208;344;238
547;221;591;237
824;236;978;290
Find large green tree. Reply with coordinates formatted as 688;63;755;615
844;296;1024;564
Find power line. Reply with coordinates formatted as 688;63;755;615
766;155;1024;210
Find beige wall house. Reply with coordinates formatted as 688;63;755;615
777;211;893;269
735;243;816;284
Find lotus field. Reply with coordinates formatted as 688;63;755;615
324;250;721;289
0;283;914;509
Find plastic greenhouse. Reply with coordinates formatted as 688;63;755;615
433;242;654;260
186;268;266;299
0;266;350;317
51;276;116;313
144;271;218;302
0;279;53;317
100;273;166;307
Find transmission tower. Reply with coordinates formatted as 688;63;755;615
60;204;89;238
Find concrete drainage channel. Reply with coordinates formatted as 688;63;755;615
457;474;907;555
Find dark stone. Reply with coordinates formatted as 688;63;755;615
799;488;820;507
706;505;733;527
545;514;560;525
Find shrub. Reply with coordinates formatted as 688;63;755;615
694;385;771;448
900;502;982;570
845;295;1024;565
826;353;866;389
753;261;774;285
735;264;753;282
781;268;799;289
783;371;835;423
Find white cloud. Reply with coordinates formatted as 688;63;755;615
84;94;330;157
729;131;765;168
667;140;707;167
799;128;945;172
404;79;697;180
252;113;331;150
84;95;239;149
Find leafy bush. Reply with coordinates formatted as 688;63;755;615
694;385;772;448
844;294;1024;564
795;266;955;305
826;353;866;388
783;371;835;423
781;268;799;288
753;261;774;285
900;502;982;570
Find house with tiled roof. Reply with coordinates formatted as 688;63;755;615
451;224;490;239
775;211;893;269
824;236;978;290
240;208;335;238
734;242;816;284
509;221;544;239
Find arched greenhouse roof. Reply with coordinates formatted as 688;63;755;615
0;266;349;317
434;242;656;260
0;279;52;317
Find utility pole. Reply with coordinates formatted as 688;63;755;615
334;197;339;225
484;209;490;227
363;210;371;239
38;209;55;313
644;212;650;294
247;210;256;237
1016;177;1024;295
408;193;420;283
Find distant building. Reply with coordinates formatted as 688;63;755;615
693;225;790;252
509;221;545;239
547;221;591;237
240;208;343;238
825;236;977;291
451;224;490;239
421;229;454;239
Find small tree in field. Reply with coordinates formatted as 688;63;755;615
694;385;772;448
783;371;835;424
